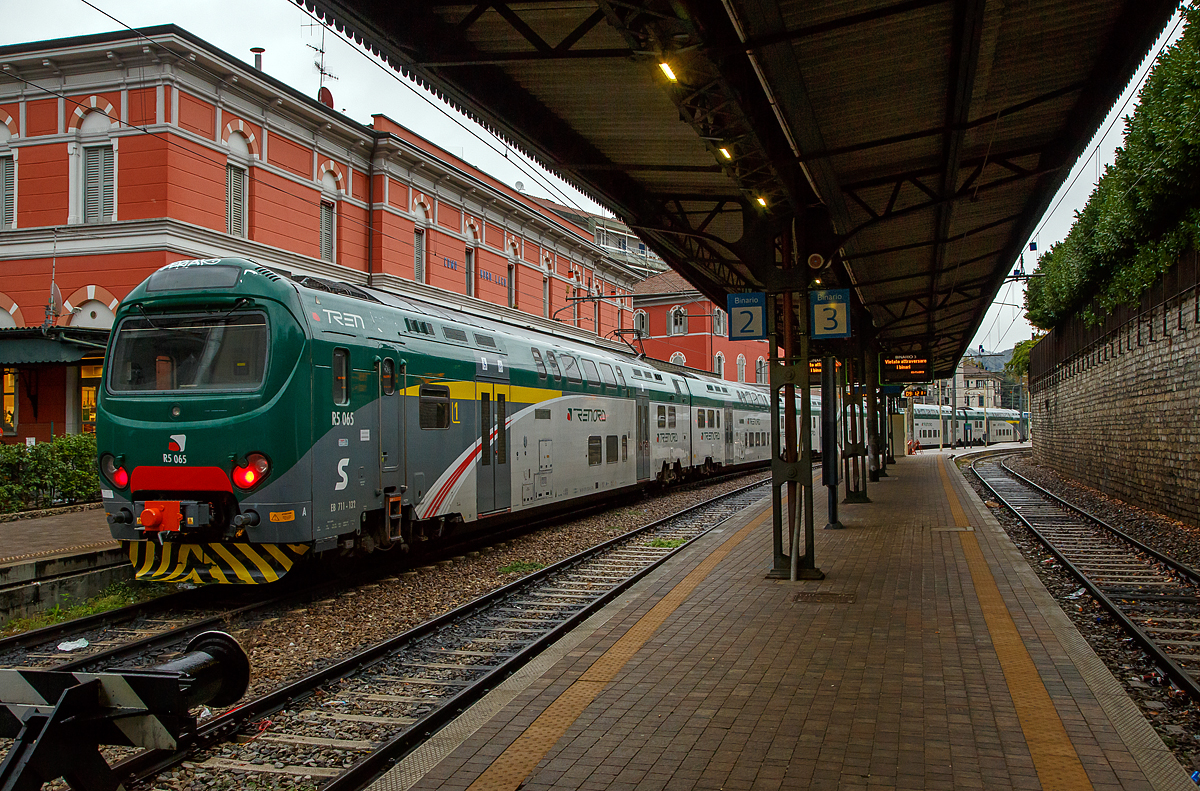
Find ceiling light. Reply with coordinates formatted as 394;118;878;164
719;147;732;159
659;62;677;82
756;196;767;207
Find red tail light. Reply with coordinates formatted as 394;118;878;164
101;454;129;489
233;453;270;489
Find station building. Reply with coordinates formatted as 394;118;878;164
0;26;641;443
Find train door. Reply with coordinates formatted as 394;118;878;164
636;394;650;481
377;352;402;494
723;407;733;464
476;353;511;516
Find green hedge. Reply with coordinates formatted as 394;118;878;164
0;433;100;513
1026;3;1200;329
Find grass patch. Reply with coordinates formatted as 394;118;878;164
1;580;175;637
648;537;688;548
498;561;545;575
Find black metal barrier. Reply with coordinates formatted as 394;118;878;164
0;630;249;791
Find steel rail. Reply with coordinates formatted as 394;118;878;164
970;454;1200;702
1;466;768;668
112;476;772;787
998;456;1200;586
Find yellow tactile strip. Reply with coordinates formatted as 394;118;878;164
465;508;772;791
941;458;1094;791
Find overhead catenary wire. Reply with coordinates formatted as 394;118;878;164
74;0;599;219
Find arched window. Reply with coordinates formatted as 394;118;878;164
78;110;116;225
713;308;726;337
737;354;746;383
633;310;649;338
670;306;688;335
413;202;430;283
670;352;686;365
756;357;767;384
225;132;250;237
713;352;725;378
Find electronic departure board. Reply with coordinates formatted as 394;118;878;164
879;354;931;384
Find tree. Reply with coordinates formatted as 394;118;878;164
1005;335;1043;378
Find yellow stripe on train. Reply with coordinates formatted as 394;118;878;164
122;541;310;584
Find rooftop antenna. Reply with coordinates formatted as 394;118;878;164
303;23;338;93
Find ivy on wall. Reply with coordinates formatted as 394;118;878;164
1026;3;1200;329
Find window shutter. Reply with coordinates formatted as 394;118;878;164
414;230;425;282
100;146;114;220
0;157;13;229
226;165;245;237
84;147;100;223
84;146;114;223
320;202;334;261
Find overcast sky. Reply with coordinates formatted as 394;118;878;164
3;0;1185;354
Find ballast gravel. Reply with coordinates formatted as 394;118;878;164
232;475;764;701
966;454;1200;775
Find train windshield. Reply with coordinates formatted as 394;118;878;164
107;312;269;392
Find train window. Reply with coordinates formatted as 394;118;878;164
443;327;469;342
531;348;547;378
668;406;677;428
561;355;582;383
707;409;715;427
419;385;451;429
381;359;395;396
108;312;268;393
545;350;562;379
588;436;602;466
475;334;498;349
606;435;618;464
535;408;551;420
622;435;628;462
333;348;350;405
615;368;627;388
496;394;507;464
715;412;720;428
657;405;666;428
581;359;600;387
631;369;642;378
697;411;705;428
599;363;616;387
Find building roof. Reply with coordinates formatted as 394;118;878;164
634;269;700;298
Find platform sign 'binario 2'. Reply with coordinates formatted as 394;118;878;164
727;292;768;341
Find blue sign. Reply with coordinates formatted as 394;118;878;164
727;292;768;341
810;289;851;339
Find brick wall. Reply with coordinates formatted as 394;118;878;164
1031;268;1200;526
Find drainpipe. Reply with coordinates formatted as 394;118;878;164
366;136;378;288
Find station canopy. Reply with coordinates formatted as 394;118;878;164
307;0;1177;376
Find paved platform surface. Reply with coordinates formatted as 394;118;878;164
0;507;115;566
374;452;1194;791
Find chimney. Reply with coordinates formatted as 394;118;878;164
250;47;264;70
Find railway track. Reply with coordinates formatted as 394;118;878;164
0;468;767;677
110;476;771;790
971;454;1200;700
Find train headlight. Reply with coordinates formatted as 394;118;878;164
233;453;270;489
100;454;129;489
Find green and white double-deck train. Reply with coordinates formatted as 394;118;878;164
97;258;786;584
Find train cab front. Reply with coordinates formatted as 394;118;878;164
97;259;313;585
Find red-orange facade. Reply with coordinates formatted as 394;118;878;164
0;26;640;443
632;270;774;383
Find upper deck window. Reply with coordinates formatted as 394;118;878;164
107;312;268;393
